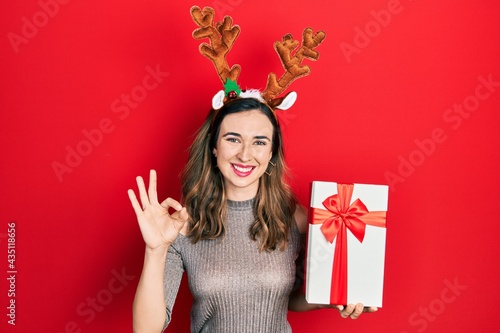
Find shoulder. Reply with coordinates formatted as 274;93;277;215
294;204;308;234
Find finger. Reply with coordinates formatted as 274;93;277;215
340;304;354;318
160;197;183;212
136;176;150;208
148;169;159;204
349;303;364;319
178;207;189;222
331;304;344;311
127;189;143;215
364;306;378;313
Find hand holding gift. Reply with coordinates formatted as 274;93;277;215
329;303;378;319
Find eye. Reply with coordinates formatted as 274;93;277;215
254;140;267;146
225;137;240;143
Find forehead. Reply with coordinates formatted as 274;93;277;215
219;110;273;135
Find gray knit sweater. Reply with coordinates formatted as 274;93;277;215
163;198;302;333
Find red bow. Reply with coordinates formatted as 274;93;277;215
310;183;386;304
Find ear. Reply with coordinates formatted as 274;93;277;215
274;91;297;110
212;90;225;110
212;148;217;157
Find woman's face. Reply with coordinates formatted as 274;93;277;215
213;109;274;201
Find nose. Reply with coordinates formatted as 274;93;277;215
237;143;252;162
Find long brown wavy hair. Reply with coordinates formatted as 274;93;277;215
180;98;298;252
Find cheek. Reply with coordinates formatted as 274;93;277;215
216;144;236;160
256;147;273;161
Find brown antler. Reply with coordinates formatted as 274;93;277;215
191;6;241;85
262;28;326;105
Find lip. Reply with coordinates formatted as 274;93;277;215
231;163;255;177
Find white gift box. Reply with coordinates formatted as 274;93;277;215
305;181;388;307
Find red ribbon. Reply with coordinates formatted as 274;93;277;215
311;183;386;304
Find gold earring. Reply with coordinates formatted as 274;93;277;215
265;161;276;176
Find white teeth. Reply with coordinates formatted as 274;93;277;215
233;165;253;172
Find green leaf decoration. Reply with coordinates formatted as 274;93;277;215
224;79;241;96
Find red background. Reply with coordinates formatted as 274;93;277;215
1;0;499;332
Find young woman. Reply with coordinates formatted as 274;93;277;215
128;98;375;333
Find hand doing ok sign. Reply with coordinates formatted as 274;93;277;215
128;170;189;251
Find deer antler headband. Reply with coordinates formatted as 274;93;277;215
190;6;326;111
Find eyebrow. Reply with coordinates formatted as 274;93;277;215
222;132;271;141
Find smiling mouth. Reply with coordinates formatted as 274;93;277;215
232;164;255;176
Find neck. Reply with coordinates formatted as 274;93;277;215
225;187;257;201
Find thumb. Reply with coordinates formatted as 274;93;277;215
179;207;189;222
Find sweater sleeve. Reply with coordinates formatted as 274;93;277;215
162;241;185;332
292;231;306;292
